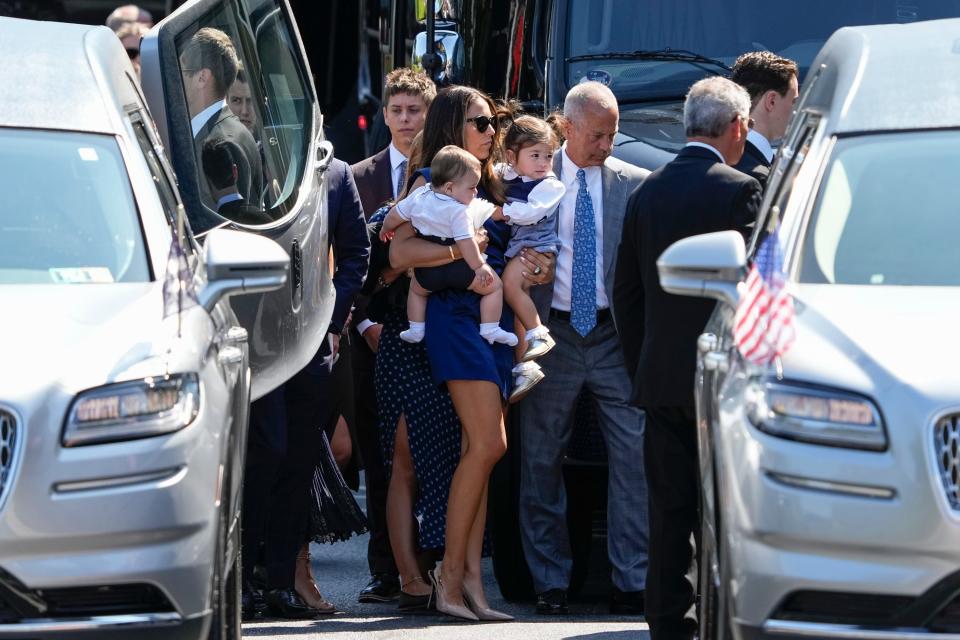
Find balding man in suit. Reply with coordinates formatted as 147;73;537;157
517;81;650;617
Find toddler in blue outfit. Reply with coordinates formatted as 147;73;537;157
492;115;565;401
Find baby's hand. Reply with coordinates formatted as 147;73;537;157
475;263;496;288
379;228;395;243
491;207;508;222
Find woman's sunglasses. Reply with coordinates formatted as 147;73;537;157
466;115;500;134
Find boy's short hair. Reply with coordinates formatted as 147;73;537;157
731;51;799;107
384;67;436;106
430;145;480;187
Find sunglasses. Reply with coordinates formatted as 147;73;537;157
466;115;499;134
125;47;140;60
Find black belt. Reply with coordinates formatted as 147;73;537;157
550;307;612;324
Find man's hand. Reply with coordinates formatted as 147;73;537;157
520;249;556;285
329;332;341;361
362;323;383;353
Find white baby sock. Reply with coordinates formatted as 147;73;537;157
480;322;519;346
400;321;426;343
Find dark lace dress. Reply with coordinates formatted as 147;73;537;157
307;432;369;544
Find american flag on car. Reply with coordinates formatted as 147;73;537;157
734;226;796;365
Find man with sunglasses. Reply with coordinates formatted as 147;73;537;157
114;21;147;81
613;76;761;640
731;51;800;185
517;80;650;618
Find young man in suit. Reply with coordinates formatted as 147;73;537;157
349;67;434;604
613;77;762;640
731;51;799;185
242;157;369;619
518;81;650;617
180;27;263;208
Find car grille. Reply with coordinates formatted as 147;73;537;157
773;590;915;625
934;413;960;510
0;410;17;508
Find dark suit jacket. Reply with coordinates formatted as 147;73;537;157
613;146;762;409
734;139;771;185
219;198;273;226
351;147;394;220
196;106;264;207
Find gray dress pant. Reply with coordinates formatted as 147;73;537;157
518;313;649;593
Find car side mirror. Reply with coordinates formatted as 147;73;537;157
198;229;289;312
412;28;463;85
657;230;747;308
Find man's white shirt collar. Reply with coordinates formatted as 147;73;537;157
560;145;600;182
388;142;407;170
685;141;725;163
747;129;775;163
191;99;227;138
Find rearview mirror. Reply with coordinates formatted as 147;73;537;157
412;28;464;85
198;229;289;311
657;230;746;308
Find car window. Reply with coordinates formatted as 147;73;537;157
0;129;150;285
174;0;311;228
799;131;960;286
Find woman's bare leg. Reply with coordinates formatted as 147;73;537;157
386;416;431;596
330;415;352;470
440;380;506;605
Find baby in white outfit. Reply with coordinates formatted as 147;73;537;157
379;145;518;347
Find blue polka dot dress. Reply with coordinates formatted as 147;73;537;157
375;300;462;551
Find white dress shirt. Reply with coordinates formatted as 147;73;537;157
396;185;495;240
746;129;775;163
685;141;725;163
552;146;608;312
388;142;408;199
191;99;227;138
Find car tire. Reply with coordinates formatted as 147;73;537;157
208;484;242;639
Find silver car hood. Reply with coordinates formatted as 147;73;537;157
785;284;960;400
0;283;198;397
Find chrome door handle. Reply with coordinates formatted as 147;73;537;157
315;139;334;174
218;346;244;366
224;326;248;345
698;333;718;354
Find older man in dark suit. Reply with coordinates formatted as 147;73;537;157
731;51;799;185
349;67;434;604
613;76;762;640
180;27;263;209
518;81;650;617
242;157;369;619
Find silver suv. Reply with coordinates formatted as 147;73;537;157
0;17;288;639
658;17;960;640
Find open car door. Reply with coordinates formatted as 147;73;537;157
139;0;334;399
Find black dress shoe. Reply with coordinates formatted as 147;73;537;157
265;588;320;619
397;590;433;612
241;587;267;621
535;588;568;615
610;586;645;615
358;573;400;603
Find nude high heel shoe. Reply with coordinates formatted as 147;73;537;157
462;582;514;621
295;546;336;614
428;561;479;621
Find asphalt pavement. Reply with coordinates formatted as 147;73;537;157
242;478;649;640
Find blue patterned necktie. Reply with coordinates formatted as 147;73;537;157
396;159;408;198
570;168;597;336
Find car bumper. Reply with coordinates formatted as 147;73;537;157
0;613;207;639
718;403;960;635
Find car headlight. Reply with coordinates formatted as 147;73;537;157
63;374;200;447
745;379;886;451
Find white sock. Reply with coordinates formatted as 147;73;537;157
400;321;425;343
525;325;549;341
479;323;519;346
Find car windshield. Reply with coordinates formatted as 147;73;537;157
0;129;150;285
799;131;960;287
565;0;960;101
